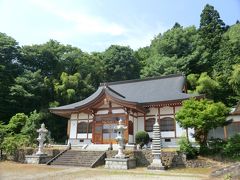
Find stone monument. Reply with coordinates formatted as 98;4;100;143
148;115;165;170
105;119;136;169
25;123;51;164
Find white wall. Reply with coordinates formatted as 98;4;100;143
137;117;145;131
70;120;77;138
160;106;173;115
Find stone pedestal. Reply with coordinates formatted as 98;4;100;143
148;159;165;170
25;154;51;164
105;158;136;170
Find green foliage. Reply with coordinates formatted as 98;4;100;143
21;111;41;144
205;135;240;159
1;111;41;155
178;136;198;159
0;4;239;145
102;45;140;82
188;72;220;100
7;113;28;134
0;33;21;121
223;134;240;158
176;99;229;146
0;121;7;149
2;135;30;155
207;138;226;155
229;65;240;98
135;131;150;147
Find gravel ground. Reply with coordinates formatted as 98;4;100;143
0;161;210;180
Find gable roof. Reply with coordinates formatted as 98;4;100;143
49;74;202;112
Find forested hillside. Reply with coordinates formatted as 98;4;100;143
0;4;239;143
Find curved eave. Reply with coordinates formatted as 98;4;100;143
50;87;147;117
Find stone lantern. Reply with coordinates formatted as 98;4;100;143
36;123;48;155
105;119;136;169
25;123;51;164
114;119;127;158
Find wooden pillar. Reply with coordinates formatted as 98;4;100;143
67;119;70;139
87;114;89;139
158;106;160;124
224;126;228;140
92;115;95;143
144;113;146;131
126;112;129;143
137;112;139;132
76;113;79;139
173;106;177;138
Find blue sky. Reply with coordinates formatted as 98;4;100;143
0;0;239;52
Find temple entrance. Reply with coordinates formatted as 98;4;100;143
93;114;127;144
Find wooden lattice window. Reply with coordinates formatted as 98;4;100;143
160;117;175;131
145;118;155;132
88;122;93;133
128;121;133;135
77;122;87;133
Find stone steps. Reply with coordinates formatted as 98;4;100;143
49;150;106;167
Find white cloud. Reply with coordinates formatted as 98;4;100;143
30;0;127;36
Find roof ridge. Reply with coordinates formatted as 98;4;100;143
100;73;184;86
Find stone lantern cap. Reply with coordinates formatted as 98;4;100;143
37;123;48;133
114;119;127;130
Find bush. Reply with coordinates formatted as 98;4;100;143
2;135;30;156
178;136;198;159
135;131;150;148
206;138;226;155
223;134;240;158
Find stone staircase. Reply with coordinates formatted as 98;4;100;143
48;150;106;168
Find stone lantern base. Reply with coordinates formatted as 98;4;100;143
25;154;51;164
147;159;165;170
105;158;136;170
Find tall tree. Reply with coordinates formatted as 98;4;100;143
102;45;140;82
0;33;21;122
198;4;226;71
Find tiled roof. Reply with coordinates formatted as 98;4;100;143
50;74;201;111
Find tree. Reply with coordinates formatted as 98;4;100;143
7;113;28;134
21;110;41;144
102;45;140;82
9;70;47;113
0;33;21;121
176;98;229;146
229;64;240;100
198;4;226;71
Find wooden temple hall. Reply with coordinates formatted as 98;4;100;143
50;74;202;147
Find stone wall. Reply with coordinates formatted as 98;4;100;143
7;148;61;163
106;150;186;168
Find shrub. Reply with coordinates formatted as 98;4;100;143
2;135;30;156
135;131;150;148
207;138;226;155
178;136;198;159
223;134;240;158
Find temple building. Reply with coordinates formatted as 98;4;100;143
208;102;240;139
50;74;203;147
